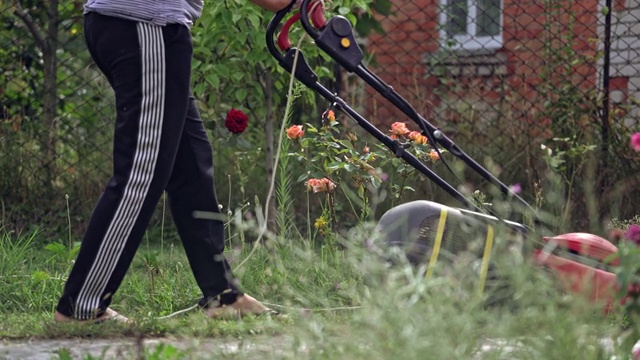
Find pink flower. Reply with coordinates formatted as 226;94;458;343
626;225;640;245
390;122;410;136
305;178;337;193
631;133;640;152
509;183;522;194
286;125;304;140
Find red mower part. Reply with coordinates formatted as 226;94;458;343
533;233;618;309
276;3;327;51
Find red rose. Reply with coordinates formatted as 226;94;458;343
225;108;248;134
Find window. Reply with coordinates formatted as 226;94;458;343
439;0;503;52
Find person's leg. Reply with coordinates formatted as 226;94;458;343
165;98;269;316
55;13;192;320
165;97;241;305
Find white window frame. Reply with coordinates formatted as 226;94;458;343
438;0;503;53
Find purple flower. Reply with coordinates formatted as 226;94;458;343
509;183;522;194
626;225;640;245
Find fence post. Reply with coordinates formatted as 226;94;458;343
601;0;612;154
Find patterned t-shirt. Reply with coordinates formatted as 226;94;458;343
84;0;204;27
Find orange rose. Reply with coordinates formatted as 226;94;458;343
429;150;441;162
407;131;427;144
407;131;420;141
414;134;428;145
323;109;336;122
286;125;304;140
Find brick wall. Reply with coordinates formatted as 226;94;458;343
363;0;604;134
364;0;439;123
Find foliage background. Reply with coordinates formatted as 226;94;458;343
0;0;638;244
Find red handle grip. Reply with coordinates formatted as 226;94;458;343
276;1;327;51
309;1;327;29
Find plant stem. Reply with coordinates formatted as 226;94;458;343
328;192;338;234
161;192;166;258
65;194;71;250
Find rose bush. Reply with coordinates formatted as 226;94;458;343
285;110;445;238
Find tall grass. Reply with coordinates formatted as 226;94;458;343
0;229;66;314
0;215;635;359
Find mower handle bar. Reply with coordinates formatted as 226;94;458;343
296;0;537;217
265;1;489;215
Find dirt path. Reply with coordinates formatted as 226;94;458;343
0;336;624;359
0;336;294;359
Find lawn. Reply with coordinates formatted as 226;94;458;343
0;223;632;359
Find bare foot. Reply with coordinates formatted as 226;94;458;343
205;294;273;319
54;308;131;324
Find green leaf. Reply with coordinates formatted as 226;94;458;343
247;14;261;28
235;88;247;103
55;349;73;360
372;0;393;15
337;140;354;149
345;13;358;26
205;73;219;88
231;72;244;82
44;242;66;255
326;162;345;171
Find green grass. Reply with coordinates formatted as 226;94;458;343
0;224;634;359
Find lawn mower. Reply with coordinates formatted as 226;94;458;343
266;0;621;308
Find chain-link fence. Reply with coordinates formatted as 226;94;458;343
1;1;115;235
360;0;640;226
1;1;639;238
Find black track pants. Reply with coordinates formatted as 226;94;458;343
56;13;241;320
